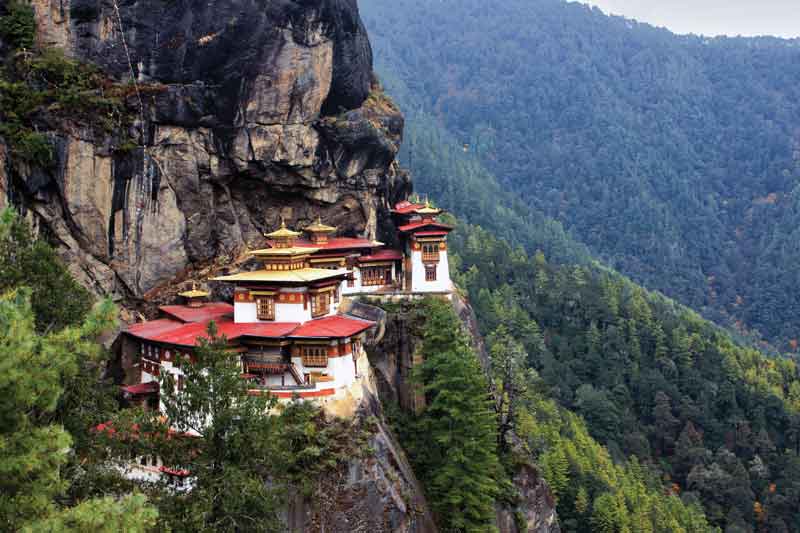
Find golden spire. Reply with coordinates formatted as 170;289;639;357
305;215;337;234
179;281;209;299
265;218;302;239
416;198;441;215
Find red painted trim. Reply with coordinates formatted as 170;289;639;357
250;388;336;399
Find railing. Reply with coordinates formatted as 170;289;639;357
249;383;315;391
244;353;284;365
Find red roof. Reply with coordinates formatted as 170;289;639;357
358;249;403;262
121;382;159;395
159;466;191;477
127;317;304;347
268;237;379;251
160;302;233;323
290;315;374;338
216;321;300;341
127;319;186;339
392;201;425;214
397;221;453;233
413;231;449;237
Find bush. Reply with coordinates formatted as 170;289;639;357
0;0;36;50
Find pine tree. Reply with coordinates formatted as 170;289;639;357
0;289;156;531
488;324;529;450
149;323;284;532
591;492;621;533
0;208;92;331
540;443;570;502
411;298;503;532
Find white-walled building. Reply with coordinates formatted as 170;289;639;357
120;201;454;409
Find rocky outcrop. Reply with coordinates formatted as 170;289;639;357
290;397;436;533
367;297;561;533
5;0;409;302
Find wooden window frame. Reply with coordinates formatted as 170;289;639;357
256;296;275;321
310;292;330;318
362;266;391;286
425;264;437;282
302;346;328;367
422;243;440;262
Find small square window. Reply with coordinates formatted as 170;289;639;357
425;265;437;282
256;297;275;320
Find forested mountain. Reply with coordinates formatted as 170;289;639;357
448;221;800;532
361;0;800;349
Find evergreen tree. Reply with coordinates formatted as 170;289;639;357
143;323;285;532
0;289;156;531
487;324;529;450
0;208;92;332
410;298;503;532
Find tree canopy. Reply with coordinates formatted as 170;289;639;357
362;0;800;350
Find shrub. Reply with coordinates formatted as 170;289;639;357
0;0;36;50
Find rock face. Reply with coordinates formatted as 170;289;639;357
4;0;409;301
367;298;561;533
289;397;437;533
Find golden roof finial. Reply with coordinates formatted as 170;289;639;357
417;196;442;215
305;216;337;233
179;281;209;299
265;218;302;239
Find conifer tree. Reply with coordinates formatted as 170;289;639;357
410;298;503;532
0;208;92;331
0;289;156;531
488;324;529;450
145;323;284;532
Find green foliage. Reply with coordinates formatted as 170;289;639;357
112;324;372;532
0;0;36;50
0;43;131;166
0;208;93;331
23;494;158;533
449;220;800;531
393;298;504;532
362;0;800;350
0;289;156;531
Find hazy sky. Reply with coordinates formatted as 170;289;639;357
578;0;799;38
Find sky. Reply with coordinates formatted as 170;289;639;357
578;0;800;38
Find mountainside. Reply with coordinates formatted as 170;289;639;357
447;220;800;532
1;0;409;303
361;0;800;349
0;1;566;531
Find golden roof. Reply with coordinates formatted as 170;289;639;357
178;283;209;298
250;246;320;257
213;268;348;284
416;198;442;215
305;216;337;234
264;218;302;239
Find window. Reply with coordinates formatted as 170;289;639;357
362;266;391;286
422;243;440;262
425;264;437;282
256;296;275;320
311;292;330;317
302;346;328;367
347;272;355;287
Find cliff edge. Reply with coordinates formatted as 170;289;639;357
1;0;409;304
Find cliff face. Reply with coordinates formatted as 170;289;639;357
289;397;437;533
367;298;561;533
2;0;409;302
